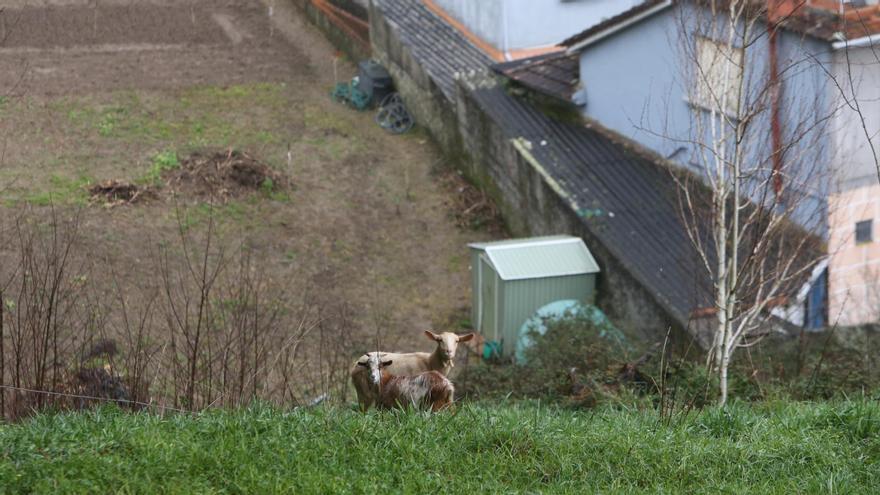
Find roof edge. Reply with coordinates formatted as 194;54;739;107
468;235;579;251
495;270;600;282
563;0;673;54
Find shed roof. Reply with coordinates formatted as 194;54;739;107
469;236;600;281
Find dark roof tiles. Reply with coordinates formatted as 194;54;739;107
375;0;491;101
491;52;581;102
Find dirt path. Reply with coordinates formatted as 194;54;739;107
0;0;493;359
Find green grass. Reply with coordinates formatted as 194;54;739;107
60;83;287;147
1;400;878;493
24;174;92;206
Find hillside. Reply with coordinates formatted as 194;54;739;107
1;401;878;493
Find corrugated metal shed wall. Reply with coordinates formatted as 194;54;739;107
470;236;600;357
499;275;596;356
472;252;502;340
470;250;480;327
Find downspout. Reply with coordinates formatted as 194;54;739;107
768;3;785;199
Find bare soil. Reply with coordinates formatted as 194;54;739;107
0;0;496;362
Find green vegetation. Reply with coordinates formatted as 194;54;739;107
460;310;880;408
61;84;287;148
0;401;878;493
141;150;180;185
24;174;92;206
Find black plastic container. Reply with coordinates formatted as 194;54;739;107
356;60;394;105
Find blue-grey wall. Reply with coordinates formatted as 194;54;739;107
577;8;684;158
577;4;833;233
432;0;643;52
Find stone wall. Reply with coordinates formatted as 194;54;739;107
367;2;463;156
290;0;371;62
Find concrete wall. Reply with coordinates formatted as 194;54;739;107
826;46;880;325
431;0;504;48
830;45;880;192
432;0;642;52
368;2;462;153
576;4;832;234
290;0;371;61
828;184;880;326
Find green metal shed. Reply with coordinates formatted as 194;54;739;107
468;236;600;358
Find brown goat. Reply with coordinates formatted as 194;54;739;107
350;330;473;410
357;352;454;412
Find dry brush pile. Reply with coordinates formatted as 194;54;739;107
88;149;290;207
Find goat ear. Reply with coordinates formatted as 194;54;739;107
381;360;393;367
457;333;475;342
424;330;440;341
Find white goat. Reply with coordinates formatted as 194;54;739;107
349;330;473;410
357;352;454;412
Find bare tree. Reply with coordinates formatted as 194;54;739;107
670;0;835;405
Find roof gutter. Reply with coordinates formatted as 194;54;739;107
831;33;880;50
565;0;673;54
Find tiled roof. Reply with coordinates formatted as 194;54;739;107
777;2;880;41
374;0;491;101
561;0;880;48
491;52;580;102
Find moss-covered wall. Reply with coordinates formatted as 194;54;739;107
290;0;371;62
367;3;463;156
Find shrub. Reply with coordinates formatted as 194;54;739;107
457;312;652;408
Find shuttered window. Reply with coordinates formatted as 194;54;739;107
694;37;743;115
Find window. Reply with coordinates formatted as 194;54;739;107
694;37;744;114
856;219;873;244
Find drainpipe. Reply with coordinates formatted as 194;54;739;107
768;1;786;199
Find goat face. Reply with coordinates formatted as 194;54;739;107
424;330;475;362
358;353;393;386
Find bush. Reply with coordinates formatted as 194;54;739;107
458;314;880;409
457;312;653;408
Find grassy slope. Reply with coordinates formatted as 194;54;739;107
0;401;878;494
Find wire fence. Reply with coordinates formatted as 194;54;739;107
0;384;192;415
